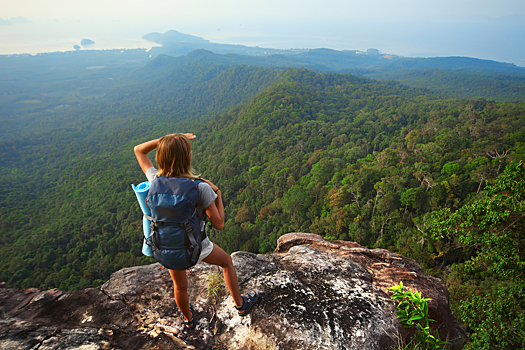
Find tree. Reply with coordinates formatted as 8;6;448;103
429;161;525;349
281;184;310;229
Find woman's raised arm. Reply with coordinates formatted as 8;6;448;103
133;133;197;175
134;139;158;175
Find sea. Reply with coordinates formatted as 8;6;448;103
0;19;162;54
1;17;524;67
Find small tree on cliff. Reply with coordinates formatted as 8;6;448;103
429;161;525;349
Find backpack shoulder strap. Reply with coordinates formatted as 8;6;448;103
183;207;201;262
192;178;210;238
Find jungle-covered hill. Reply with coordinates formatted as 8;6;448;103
0;56;524;348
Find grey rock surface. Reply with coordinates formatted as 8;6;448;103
101;233;466;349
1;233;466;349
0;284;181;349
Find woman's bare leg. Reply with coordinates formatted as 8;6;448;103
202;243;243;307
168;269;192;321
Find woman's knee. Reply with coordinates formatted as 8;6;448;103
169;270;188;291
174;282;188;292
222;254;234;268
215;253;234;269
203;244;235;268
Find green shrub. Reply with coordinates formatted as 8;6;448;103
388;281;448;350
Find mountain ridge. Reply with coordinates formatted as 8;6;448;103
143;30;525;74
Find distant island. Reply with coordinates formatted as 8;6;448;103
73;45;80;50
142;30;209;46
81;38;95;46
0;16;32;26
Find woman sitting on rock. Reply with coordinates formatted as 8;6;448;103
134;132;259;329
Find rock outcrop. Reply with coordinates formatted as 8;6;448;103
81;38;95;46
0;233;466;349
0;285;179;349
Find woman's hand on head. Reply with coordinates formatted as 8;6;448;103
181;133;196;140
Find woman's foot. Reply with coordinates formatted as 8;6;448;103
235;291;259;317
178;304;197;330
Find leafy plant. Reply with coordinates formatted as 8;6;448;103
388;281;448;350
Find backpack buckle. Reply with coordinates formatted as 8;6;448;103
183;222;195;235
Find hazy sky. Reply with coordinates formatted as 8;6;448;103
1;0;524;65
2;0;525;22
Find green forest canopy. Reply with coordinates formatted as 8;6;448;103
0;61;524;348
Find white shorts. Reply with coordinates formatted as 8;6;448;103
198;237;214;262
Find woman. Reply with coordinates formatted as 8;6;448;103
134;133;259;329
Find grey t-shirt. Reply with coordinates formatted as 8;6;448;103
145;167;217;244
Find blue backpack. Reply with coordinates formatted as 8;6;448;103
144;177;206;270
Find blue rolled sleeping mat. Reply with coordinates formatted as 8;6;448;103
131;181;153;256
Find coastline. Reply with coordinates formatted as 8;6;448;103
0;19;161;56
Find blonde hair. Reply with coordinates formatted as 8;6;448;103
156;133;199;179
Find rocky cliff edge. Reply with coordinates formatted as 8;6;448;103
0;233;466;349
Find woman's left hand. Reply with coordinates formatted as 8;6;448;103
201;178;219;193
